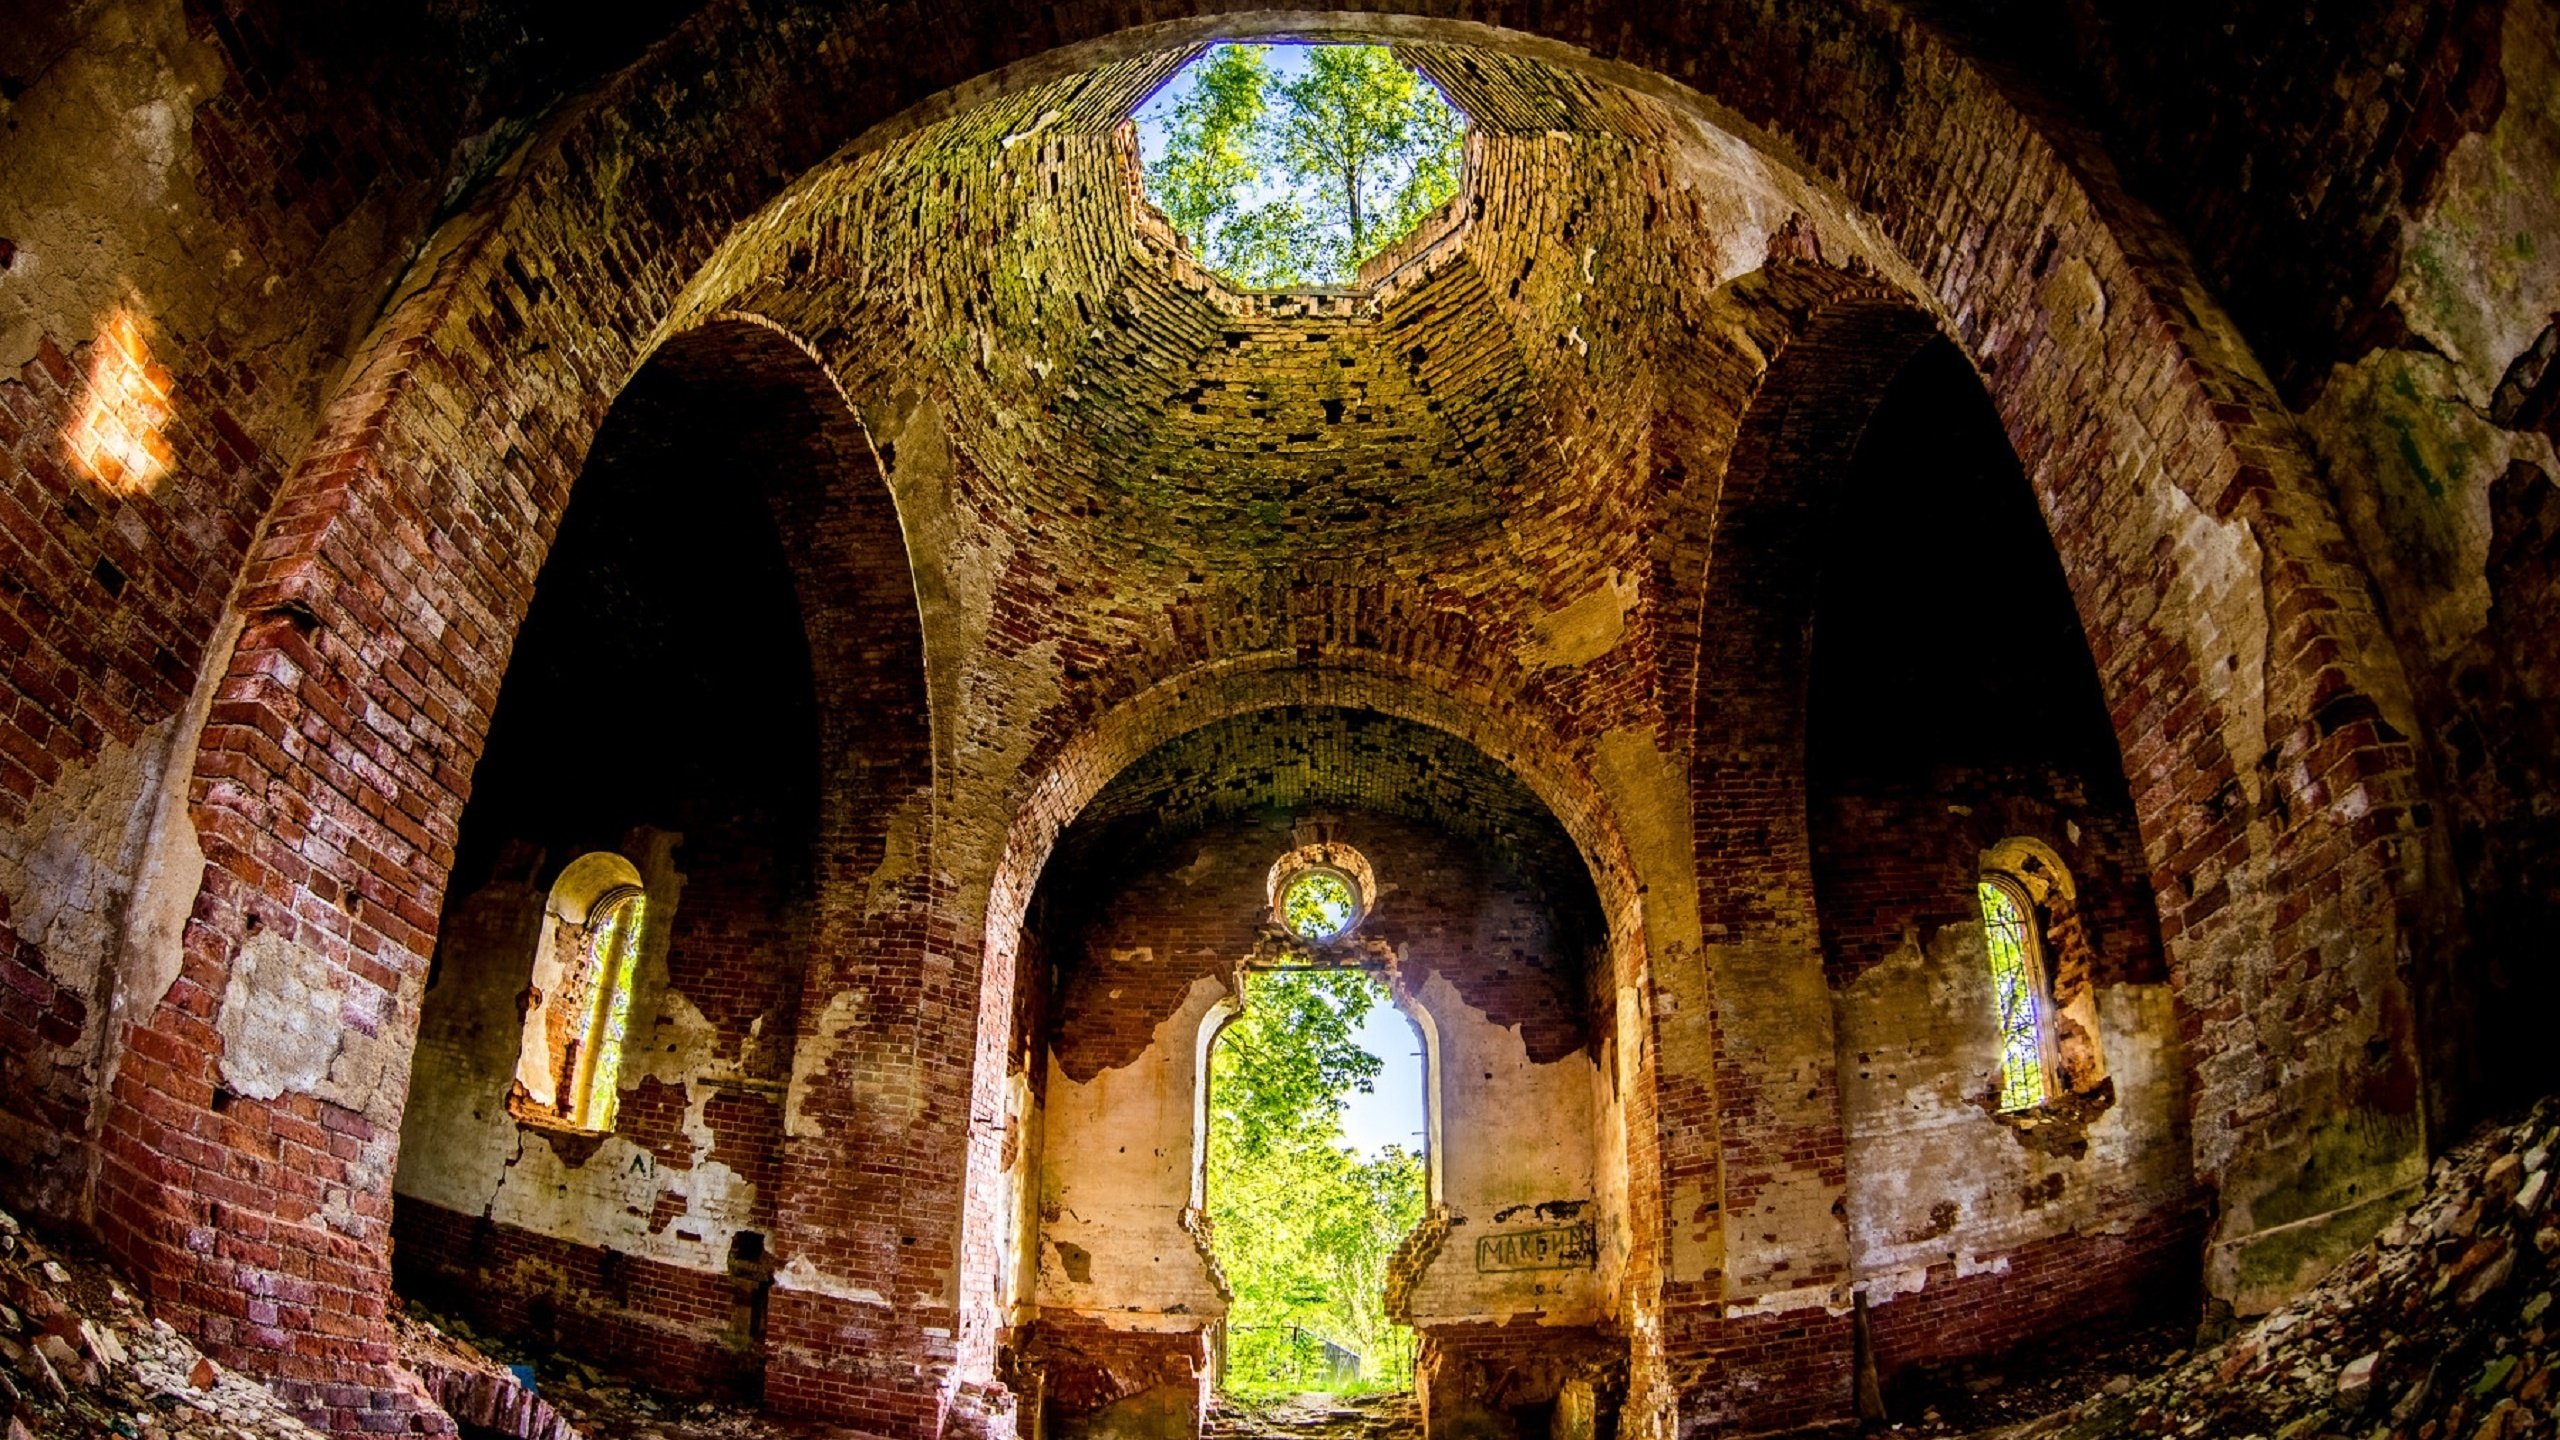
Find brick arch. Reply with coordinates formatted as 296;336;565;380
92;308;939;1428
1633;269;1953;1429
95;0;2429;1428
621;320;969;1421
965;652;1665;1395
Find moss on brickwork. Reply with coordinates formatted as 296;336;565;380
1;1;2552;1436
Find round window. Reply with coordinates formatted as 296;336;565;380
1278;866;1361;943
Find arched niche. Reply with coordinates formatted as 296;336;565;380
1014;705;1625;1440
1795;339;2199;1386
388;318;931;1401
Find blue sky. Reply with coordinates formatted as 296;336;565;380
1339;994;1428;1158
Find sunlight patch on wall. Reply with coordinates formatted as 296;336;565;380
65;307;174;496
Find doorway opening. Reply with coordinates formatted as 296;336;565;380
1206;966;1427;1395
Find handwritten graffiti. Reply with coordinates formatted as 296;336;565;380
1473;1221;1595;1273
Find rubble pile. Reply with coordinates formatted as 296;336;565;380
394;1308;581;1440
0;1207;324;1440
2019;1098;2558;1440
1205;1390;1420;1440
1879;1315;2198;1435
393;1304;856;1440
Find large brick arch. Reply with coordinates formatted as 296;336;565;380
621;318;961;1423
81;0;2433;1429
969;653;1669;1406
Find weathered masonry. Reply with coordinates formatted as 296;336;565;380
2;2;2556;1438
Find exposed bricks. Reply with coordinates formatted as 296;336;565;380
393;1199;762;1398
1860;1201;2208;1381
0;1;2514;1435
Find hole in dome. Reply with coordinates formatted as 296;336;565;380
1135;42;1467;289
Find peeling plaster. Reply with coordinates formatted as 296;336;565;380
1036;972;1231;1320
1837;917;2191;1310
1525;569;1638;670
1398;969;1610;1327
395;835;770;1277
786;988;868;1140
218;933;348;1103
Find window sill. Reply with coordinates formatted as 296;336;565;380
507;1091;611;1138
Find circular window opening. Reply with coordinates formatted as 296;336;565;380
1268;842;1375;944
1280;867;1361;942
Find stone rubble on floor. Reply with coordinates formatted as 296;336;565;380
0;1207;325;1440
2013;1097;2559;1440
1203;1391;1420;1440
391;1303;868;1440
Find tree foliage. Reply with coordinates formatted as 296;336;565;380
1206;969;1425;1393
1142;44;1464;287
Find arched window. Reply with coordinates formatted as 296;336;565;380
1977;875;2053;1112
511;852;649;1133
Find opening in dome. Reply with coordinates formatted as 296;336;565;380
1135;42;1466;288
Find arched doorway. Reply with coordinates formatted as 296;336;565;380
1019;706;1622;1440
388;320;932;1403
1202;955;1428;1394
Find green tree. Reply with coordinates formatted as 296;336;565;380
1141;44;1464;287
1145;44;1272;242
1206;969;1426;1395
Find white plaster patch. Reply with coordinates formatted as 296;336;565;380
1035;973;1231;1318
786;988;869;1138
1721;1279;1847;1318
1954;1249;2012;1280
217;932;343;1102
1525;569;1638;669
2155;475;2271;809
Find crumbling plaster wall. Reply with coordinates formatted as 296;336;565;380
1395;965;1610;1329
2289;0;2560;1128
0;0;2514;1432
1835;930;2192;1307
390;830;790;1388
0;0;462;1225
1034;810;1615;1348
1036;971;1233;1323
2045;0;2560;1132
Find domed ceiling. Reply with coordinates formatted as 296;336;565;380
700;39;1831;579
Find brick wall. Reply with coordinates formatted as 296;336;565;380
0;2;2517;1434
392;1198;763;1397
1861;1201;2206;1380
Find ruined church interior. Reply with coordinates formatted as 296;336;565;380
2;2;2558;1439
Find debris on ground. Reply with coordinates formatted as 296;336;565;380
1879;1313;2200;1435
394;1302;866;1440
2013;1096;2558;1440
0;1205;326;1440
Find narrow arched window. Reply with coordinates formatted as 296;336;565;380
1977;876;2052;1112
512;853;648;1133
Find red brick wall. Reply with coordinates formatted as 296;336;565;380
1861;1202;2206;1380
0;3;2497;1434
393;1198;763;1396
